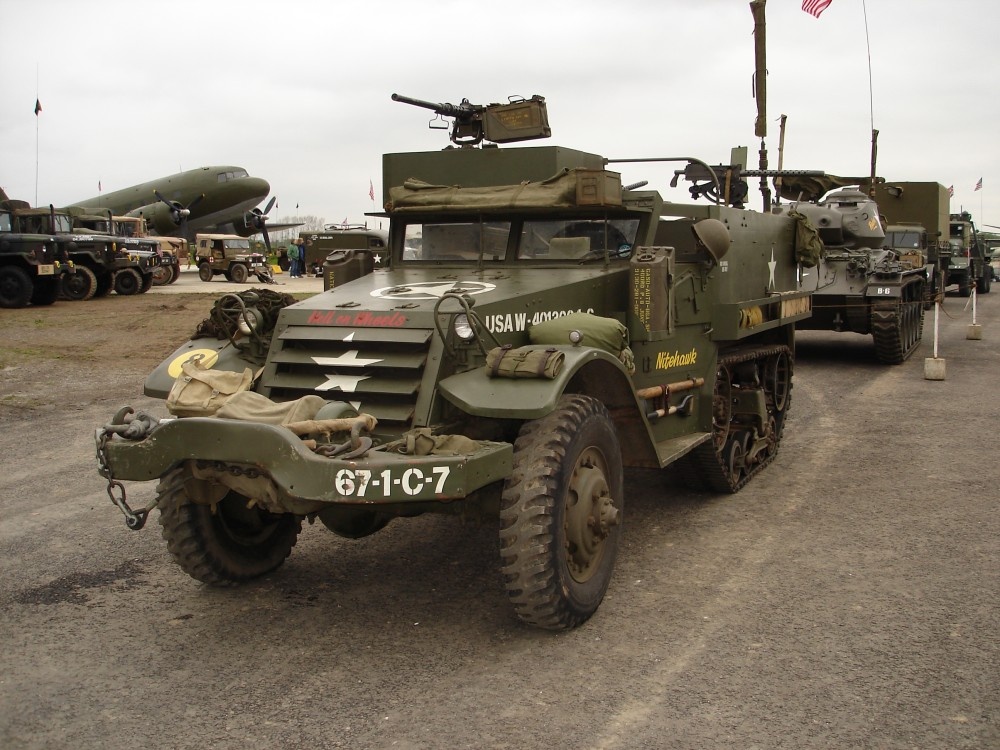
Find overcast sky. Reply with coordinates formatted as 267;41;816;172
2;0;997;230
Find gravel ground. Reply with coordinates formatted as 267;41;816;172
0;284;996;750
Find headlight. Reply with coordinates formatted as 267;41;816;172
453;313;475;341
238;308;265;335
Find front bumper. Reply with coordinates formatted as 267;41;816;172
102;417;513;511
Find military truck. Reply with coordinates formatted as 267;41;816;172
871;181;951;300
9;204;149;301
0;197;72;308
298;224;389;288
67;207;162;296
113;215;183;285
948;211;991;295
777;189;931;364
95;99;811;630
194;233;273;283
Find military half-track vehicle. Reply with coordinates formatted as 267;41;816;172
95;101;811;630
778;189;932;364
194;233;273;283
0;195;73;308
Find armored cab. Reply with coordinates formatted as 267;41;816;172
95;122;810;630
778;189;932;364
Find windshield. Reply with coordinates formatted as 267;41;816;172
0;212;10;232
400;217;639;263
223;239;251;250
885;231;922;249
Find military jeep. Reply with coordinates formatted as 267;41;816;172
195;233;272;283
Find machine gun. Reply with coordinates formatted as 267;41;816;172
391;93;551;147
670;162;826;209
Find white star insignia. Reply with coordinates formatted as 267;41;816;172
311;350;383;367
316;374;370;393
768;248;777;290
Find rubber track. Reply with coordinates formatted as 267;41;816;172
871;275;926;364
674;345;792;494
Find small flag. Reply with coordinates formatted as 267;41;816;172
98;181;102;192
948;185;954;197
369;179;375;201
34;98;42;115
802;0;832;18
342;217;348;227
296;203;299;210
974;177;983;192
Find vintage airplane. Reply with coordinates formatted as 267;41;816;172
66;165;279;240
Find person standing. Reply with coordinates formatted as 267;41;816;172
287;239;300;277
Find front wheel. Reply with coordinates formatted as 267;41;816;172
0;266;33;308
156;466;302;585
229;263;249;283
113;267;142;296
61;265;98;301
977;268;992;294
198;262;213;282
499;395;623;630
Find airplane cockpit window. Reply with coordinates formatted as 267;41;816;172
217;170;249;183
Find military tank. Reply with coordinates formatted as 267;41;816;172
777;188;931;364
94;94;811;630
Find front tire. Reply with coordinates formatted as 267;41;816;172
499;395;623;630
198;262;213;282
229;263;249;283
0;266;33;308
156;466;302;585
61;265;98;301
113;267;142;296
30;277;60;306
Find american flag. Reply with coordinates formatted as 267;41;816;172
974;177;983;192
802;0;833;18
948;185;954;197
369;180;375;201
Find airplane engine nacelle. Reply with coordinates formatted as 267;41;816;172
135;202;184;236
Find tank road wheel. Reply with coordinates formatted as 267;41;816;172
0;266;34;308
61;265;98;301
156;466;302;585
30;277;60;306
712;363;733;451
723;431;750;485
198;262;213;282
499;395;623;630
229;263;249;284
113;267;143;296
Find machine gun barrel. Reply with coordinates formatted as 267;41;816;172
391;93;474;118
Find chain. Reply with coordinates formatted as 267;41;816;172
95;408;162;531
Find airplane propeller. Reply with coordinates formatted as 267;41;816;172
154;190;205;237
244;196;277;253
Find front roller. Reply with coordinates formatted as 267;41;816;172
499;395;623;630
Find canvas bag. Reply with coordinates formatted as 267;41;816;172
165;358;253;417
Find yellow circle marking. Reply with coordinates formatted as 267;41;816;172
167;349;220;379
